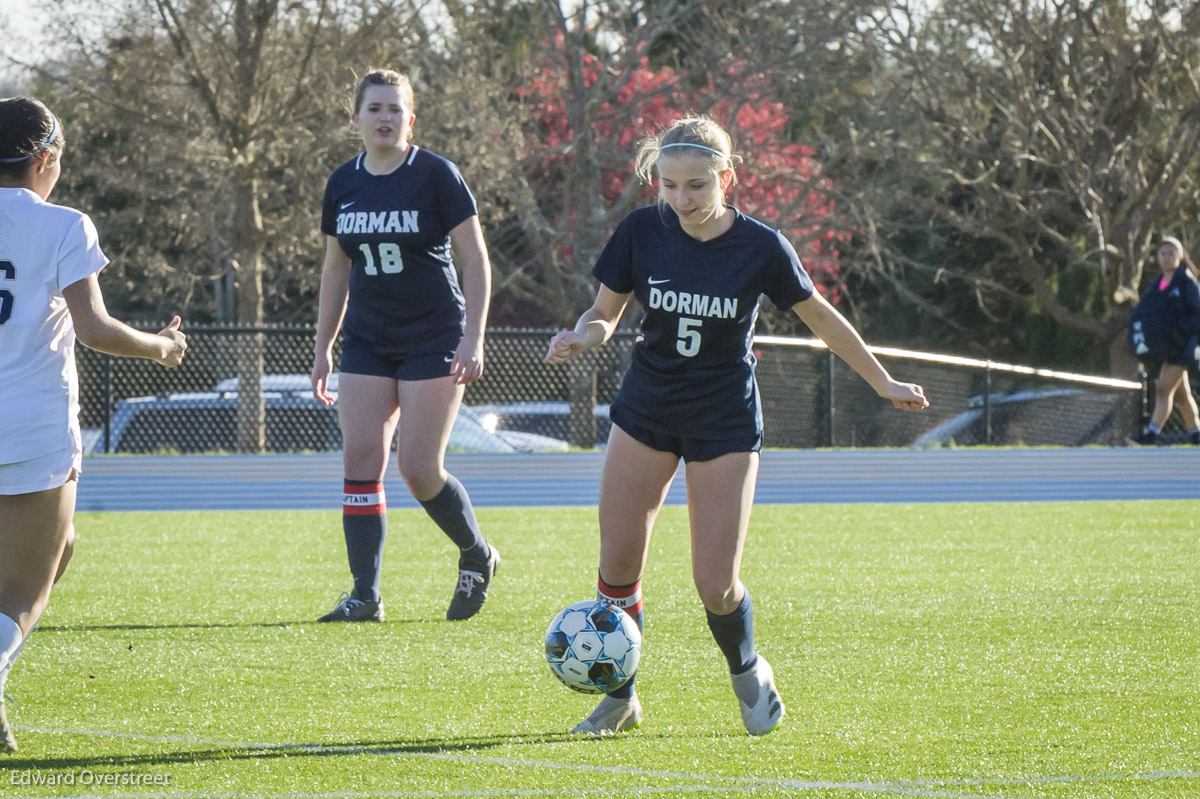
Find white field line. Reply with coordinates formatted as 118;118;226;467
15;725;1021;799
7;782;777;796
15;725;1198;798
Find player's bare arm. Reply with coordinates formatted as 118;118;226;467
62;274;186;367
311;235;352;406
546;285;631;364
793;292;928;411
448;215;491;384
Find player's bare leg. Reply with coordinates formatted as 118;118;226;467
686;451;784;735
572;426;677;735
1171;375;1200;442
0;478;77;752
397;376;499;620
319;374;399;622
1149;365;1187;432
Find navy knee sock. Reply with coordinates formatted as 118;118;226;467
598;576;643;699
418;474;488;562
343;480;386;603
706;585;758;675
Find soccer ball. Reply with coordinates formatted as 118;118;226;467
545;600;641;694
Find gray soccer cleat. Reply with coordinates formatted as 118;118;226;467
731;656;785;735
446;545;500;621
317;591;385;623
570;693;643;735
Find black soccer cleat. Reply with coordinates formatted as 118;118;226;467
446;544;500;621
1131;430;1160;446
317;591;385;623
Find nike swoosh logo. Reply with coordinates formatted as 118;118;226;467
647;277;670;285
340;202;356;210
443;356;455;362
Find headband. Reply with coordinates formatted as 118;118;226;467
660;142;728;159
1160;236;1184;251
0;113;60;164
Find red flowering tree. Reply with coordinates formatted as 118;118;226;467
499;31;844;325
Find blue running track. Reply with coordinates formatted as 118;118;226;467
76;449;1198;512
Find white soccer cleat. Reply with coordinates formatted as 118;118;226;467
731;656;785;735
570;693;643;735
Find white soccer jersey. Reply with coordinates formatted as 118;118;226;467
0;187;108;465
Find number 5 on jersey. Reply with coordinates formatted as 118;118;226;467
677;317;701;357
0;260;14;325
359;242;404;275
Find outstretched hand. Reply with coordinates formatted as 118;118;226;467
545;330;586;364
884;380;929;411
156;316;187;367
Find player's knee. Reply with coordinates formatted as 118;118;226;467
693;576;739;614
0;569;53;610
397;457;442;499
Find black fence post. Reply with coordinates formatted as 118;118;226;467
826;350;836;447
103;354;114;454
1137;369;1150;433
983;365;992;446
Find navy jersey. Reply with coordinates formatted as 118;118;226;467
1130;266;1200;361
321;146;477;356
594;205;815;438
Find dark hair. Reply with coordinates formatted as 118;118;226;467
0;97;64;181
352;69;415;115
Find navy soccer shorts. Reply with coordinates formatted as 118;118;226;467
339;343;457;381
610;404;761;463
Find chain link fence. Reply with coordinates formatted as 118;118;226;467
75;325;1151;454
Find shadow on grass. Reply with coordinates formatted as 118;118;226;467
3;729;617;771
36;618;441;632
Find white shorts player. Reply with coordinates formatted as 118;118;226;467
0;187;108;494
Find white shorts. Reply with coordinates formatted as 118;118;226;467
0;447;82;495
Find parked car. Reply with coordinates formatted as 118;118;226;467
468;401;612;445
909;388;1124;447
104;374;567;454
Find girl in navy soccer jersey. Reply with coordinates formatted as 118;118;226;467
1131;236;1200;445
546;116;928;736
311;70;499;623
0;98;187;753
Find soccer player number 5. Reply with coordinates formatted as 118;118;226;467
676;317;701;357
0;260;14;326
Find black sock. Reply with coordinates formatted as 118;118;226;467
419;474;488;562
598;576;643;699
343;480;386;603
706;586;757;675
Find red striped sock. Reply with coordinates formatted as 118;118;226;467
598;577;642;618
343;480;385;516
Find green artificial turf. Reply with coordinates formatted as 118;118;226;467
3;501;1197;797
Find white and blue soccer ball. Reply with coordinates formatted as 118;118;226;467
545;599;641;694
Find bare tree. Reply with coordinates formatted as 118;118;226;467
426;0;710;326
37;0;439;449
840;0;1200;373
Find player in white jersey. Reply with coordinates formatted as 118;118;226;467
0;97;187;752
547;116;928;736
